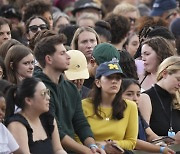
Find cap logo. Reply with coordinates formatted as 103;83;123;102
153;3;159;8
108;64;119;70
76;64;80;68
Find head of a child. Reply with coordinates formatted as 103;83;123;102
0;92;6;122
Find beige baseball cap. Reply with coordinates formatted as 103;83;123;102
65;50;89;80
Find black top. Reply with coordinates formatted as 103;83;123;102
6;112;54;154
144;84;180;136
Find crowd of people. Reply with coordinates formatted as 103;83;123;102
0;0;180;153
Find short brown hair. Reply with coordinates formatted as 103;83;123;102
34;34;67;68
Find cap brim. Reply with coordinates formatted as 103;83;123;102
104;71;126;78
65;69;89;80
150;9;164;16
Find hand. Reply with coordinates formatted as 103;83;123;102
174;131;180;144
72;79;84;90
104;140;123;154
90;146;106;154
163;147;175;154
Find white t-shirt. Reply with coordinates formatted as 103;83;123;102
0;123;19;154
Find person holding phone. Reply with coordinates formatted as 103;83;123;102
139;56;180;138
121;78;175;154
82;59;138;153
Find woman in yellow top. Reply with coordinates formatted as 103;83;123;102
82;59;138;153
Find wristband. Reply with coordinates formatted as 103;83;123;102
89;144;98;149
160;147;165;153
101;145;105;150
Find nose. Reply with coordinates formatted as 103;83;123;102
66;53;71;59
3;33;9;40
141;55;146;61
87;41;92;48
29;63;34;70
133;94;138;103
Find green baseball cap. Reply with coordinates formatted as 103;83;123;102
92;43;120;65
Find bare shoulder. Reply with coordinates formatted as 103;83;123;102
8;121;27;133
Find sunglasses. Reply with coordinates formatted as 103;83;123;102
129;17;136;23
29;24;48;33
165;12;177;20
41;89;50;98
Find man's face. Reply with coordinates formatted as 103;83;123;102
50;44;71;72
78;31;97;62
0;24;11;46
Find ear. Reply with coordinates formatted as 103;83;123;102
25;97;32;106
45;55;52;65
95;79;101;88
161;70;168;79
10;62;13;70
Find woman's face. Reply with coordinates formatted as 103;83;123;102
141;44;159;73
43;11;53;29
122;83;141;105
0;96;6;122
27;18;48;40
16;53;34;81
54;17;69;33
96;73;122;95
30;82;50;113
126;34;139;57
163;70;180;94
78;31;97;61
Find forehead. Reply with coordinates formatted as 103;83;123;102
78;31;96;40
125;84;140;92
43;11;52;19
141;44;155;53
20;53;34;61
35;81;46;91
55;43;66;51
29;18;46;26
124;11;139;19
0;24;10;31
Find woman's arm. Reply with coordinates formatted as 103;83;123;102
145;127;160;142
8;121;31;154
135;139;175;154
51;119;67;154
138;93;152;124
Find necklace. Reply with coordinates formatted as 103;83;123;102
100;110;112;121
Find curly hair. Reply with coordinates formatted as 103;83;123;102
119;50;139;80
105;13;130;44
23;0;51;22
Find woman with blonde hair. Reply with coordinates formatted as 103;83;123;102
113;2;140;32
139;56;180;138
71;26;100;63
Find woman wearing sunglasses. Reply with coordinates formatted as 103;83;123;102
5;77;67;154
25;15;49;42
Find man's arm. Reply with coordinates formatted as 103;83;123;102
61;135;93;154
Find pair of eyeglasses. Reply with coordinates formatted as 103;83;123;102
29;24;48;33
165;12;177;20
41;89;50;98
129;17;136;23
